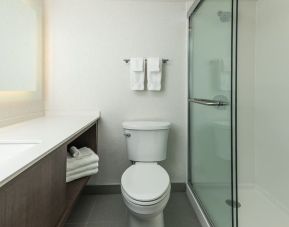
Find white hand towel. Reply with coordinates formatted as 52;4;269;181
68;146;80;157
130;57;144;72
219;71;231;91
130;57;145;90
147;57;162;91
67;162;99;176
66;168;99;183
67;148;99;171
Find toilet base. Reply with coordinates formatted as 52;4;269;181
121;180;170;227
128;212;164;227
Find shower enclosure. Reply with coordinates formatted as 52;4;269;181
188;0;237;226
188;0;289;227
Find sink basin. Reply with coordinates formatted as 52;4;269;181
0;140;41;164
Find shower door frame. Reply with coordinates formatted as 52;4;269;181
187;0;239;226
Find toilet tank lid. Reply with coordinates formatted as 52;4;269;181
122;121;171;130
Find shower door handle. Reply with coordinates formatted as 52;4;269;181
188;98;229;107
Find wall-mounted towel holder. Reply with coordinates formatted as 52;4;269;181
123;59;169;64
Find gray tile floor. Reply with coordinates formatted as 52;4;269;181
65;192;201;227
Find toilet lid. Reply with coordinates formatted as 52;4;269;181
121;163;170;202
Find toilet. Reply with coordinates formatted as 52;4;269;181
121;121;171;227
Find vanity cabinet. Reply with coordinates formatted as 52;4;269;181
0;122;98;227
0;145;66;227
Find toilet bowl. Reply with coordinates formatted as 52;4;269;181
121;121;171;227
121;163;170;227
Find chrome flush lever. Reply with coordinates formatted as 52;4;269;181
123;132;131;137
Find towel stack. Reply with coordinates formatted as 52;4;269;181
66;146;99;183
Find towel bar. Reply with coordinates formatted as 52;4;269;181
123;59;169;64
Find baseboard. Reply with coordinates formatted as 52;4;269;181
83;183;186;195
171;182;186;192
186;184;212;227
83;185;121;194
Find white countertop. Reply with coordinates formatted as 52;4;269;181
0;113;100;187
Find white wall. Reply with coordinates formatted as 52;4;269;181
45;0;187;184
237;0;256;185
254;0;289;209
238;0;289;211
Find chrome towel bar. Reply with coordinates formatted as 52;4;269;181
188;98;229;107
123;59;169;64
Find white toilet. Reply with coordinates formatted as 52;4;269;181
121;121;171;227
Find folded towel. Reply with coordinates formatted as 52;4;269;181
67;148;99;171
66;168;99;183
147;57;162;91
68;146;80;157
67;147;96;160
67;162;99;177
130;57;145;90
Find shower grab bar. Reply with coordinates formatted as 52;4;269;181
188;98;229;107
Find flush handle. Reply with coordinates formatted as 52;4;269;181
123;132;131;138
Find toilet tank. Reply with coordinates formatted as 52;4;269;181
122;121;171;162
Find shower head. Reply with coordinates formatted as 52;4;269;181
217;11;232;22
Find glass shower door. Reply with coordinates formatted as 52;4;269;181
188;0;236;227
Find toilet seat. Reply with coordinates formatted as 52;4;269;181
122;184;170;206
121;163;170;205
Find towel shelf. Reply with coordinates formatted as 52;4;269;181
123;58;169;64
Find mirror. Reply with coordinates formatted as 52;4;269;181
0;0;43;91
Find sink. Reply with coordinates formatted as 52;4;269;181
0;140;41;164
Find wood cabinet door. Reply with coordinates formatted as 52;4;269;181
0;145;66;227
